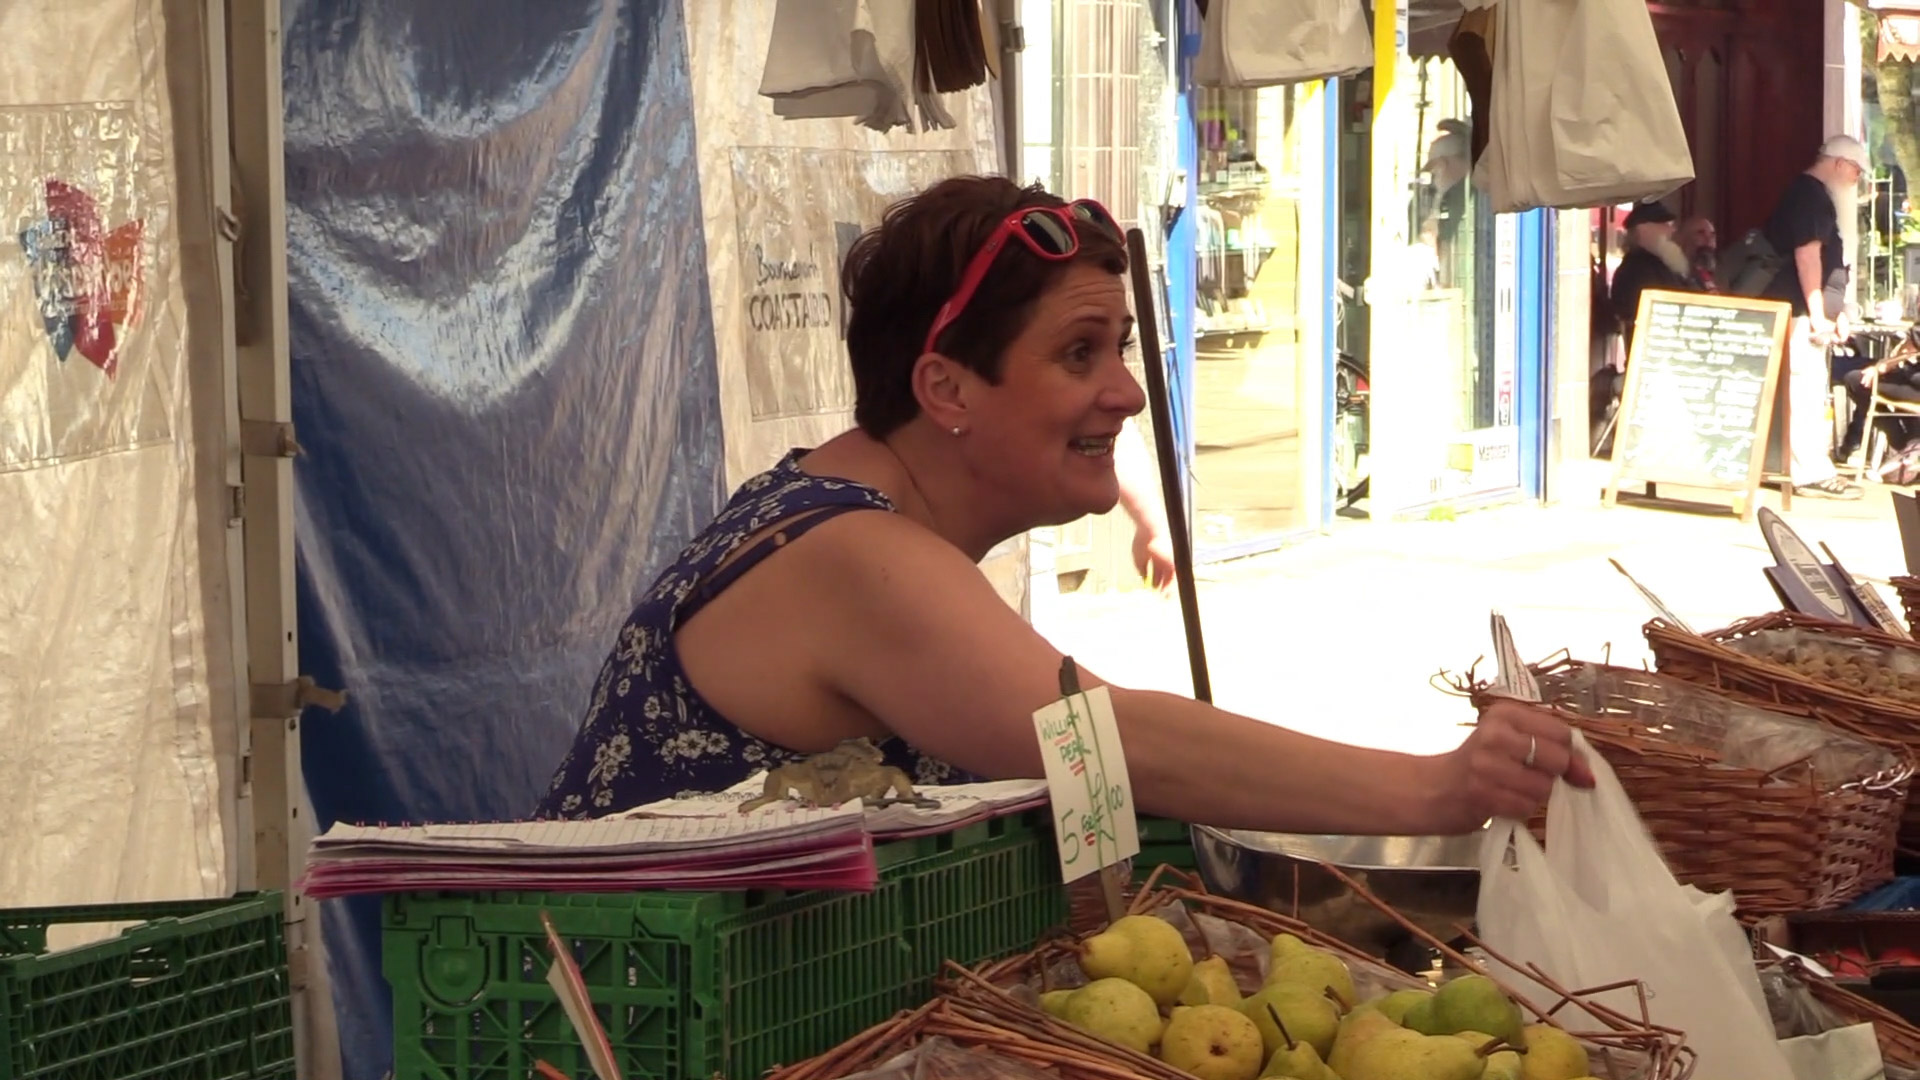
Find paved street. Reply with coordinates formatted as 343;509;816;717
1033;464;1910;757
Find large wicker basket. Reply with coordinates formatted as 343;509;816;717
946;865;1696;1080
1481;657;1910;916
1644;611;1920;847
1895;576;1920;632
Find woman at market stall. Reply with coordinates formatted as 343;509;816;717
534;176;1592;831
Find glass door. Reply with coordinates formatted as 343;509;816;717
1189;84;1325;556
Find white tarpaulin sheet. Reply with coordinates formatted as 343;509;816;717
0;0;228;912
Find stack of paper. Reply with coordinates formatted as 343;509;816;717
299;805;875;899
610;777;1051;838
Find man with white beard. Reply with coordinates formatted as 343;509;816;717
1608;201;1691;353
1761;135;1870;500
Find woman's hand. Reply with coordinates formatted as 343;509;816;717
1130;521;1176;594
1424;698;1596;834
1113;417;1175;595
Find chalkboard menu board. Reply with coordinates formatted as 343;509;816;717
1604;289;1790;520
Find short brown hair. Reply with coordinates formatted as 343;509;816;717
841;176;1129;438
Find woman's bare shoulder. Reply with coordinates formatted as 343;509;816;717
787;504;981;585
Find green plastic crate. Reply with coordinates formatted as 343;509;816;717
0;892;294;1080
886;812;1067;998
385;810;1067;1080
1136;816;1198;876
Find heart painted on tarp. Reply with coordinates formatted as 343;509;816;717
18;179;145;375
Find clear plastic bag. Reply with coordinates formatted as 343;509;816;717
1535;663;1908;791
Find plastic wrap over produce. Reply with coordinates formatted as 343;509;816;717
280;0;725;1075
0;0;233;916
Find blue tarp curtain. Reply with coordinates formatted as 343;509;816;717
281;1;724;1075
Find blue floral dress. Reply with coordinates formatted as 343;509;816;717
534;450;976;819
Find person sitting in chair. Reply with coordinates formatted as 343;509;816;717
1836;337;1920;478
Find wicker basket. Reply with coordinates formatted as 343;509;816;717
946;865;1696;1080
1644;611;1920;847
761;994;1179;1080
1479;657;1910;916
1896;576;1920;632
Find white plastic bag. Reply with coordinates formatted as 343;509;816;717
1479;0;1692;211
1548;0;1693;199
1778;1025;1887;1080
1195;0;1373;89
1477;732;1795;1080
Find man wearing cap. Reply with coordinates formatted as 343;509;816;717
1761;135;1870;500
1609;201;1691;353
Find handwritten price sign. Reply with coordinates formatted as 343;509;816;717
1032;680;1139;884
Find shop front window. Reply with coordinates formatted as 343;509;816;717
1190;83;1322;553
1357;51;1519;512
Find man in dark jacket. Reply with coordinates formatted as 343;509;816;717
1609;201;1691;353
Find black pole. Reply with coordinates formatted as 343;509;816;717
1124;228;1213;703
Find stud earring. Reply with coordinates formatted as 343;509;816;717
951;426;963;436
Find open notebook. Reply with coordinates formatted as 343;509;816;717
300;804;875;898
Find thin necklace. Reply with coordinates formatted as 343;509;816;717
885;444;944;534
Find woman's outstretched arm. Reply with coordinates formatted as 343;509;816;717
803;510;1590;837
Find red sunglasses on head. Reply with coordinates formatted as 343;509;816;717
922;198;1121;356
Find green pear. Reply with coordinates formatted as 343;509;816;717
1039;989;1075;1018
1517;1024;1589;1080
1241;984;1339;1059
1161;1003;1268;1080
1327;1008;1400;1078
1456;1031;1521;1080
1060;977;1165;1054
1265;939;1356;1011
1181;976;1212;1007
1182;954;1245;1007
1430;975;1523;1044
1257;1002;1335;1080
1345;1027;1485;1080
1080;914;1196;1009
1376;989;1432;1027
1400;998;1442;1035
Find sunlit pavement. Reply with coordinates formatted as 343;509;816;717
1031;468;1909;758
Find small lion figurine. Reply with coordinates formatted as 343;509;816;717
738;738;938;814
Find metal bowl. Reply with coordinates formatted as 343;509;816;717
1191;825;1485;961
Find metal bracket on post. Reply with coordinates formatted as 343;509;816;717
240;419;301;459
286;938;312;991
250;677;347;719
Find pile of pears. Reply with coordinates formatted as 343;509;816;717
1034;914;1607;1080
